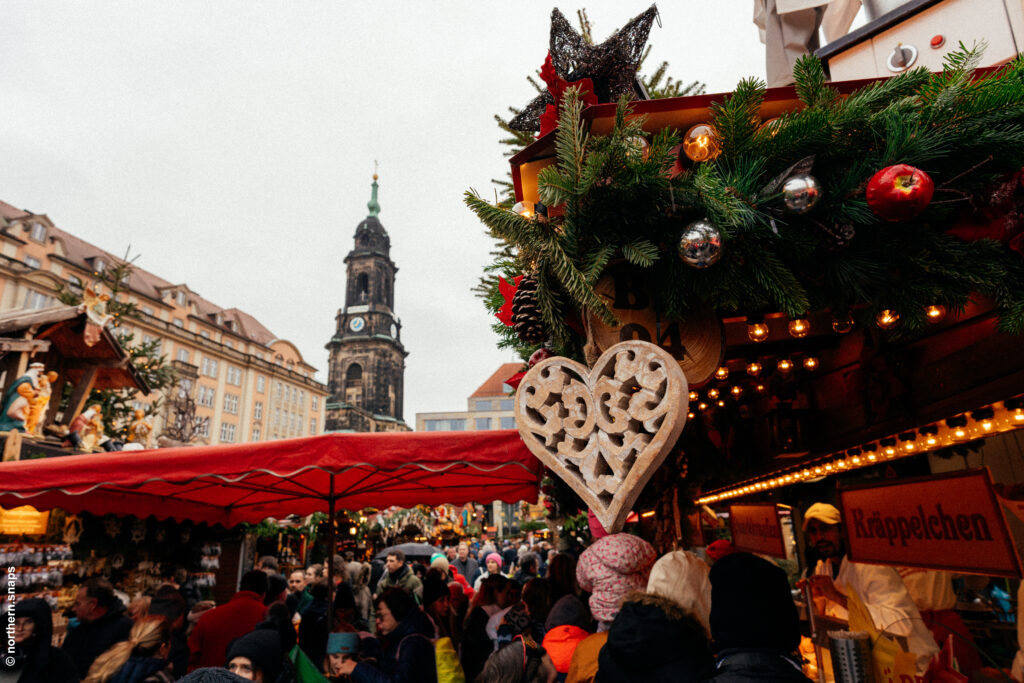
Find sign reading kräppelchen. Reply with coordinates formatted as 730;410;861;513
839;468;1021;577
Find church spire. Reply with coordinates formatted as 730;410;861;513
367;162;381;217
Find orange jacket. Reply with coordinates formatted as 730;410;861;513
542;624;591;674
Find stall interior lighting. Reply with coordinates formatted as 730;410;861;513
696;397;1024;504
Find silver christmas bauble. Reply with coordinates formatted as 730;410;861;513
782;173;821;214
678;219;722;268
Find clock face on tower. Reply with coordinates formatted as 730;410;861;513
390;323;398;338
349;316;365;333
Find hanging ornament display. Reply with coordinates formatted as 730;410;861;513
678;219;722;268
511;273;548;344
681;124;721;163
514;340;688;533
781;174;822;214
866;164;934;221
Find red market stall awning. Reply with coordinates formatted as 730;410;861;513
0;430;541;526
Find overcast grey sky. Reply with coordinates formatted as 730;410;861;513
1;1;770;424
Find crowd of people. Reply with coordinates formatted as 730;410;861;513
0;531;819;683
3;500;980;682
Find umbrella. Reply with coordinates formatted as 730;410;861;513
375;543;440;561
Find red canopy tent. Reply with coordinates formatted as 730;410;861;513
0;430;541;526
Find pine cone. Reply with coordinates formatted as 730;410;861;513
511;274;548;344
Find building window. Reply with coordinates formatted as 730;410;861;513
310;418;317;435
197;386;215;408
475;417;492;430
200;330;210;339
177;378;193;398
197;417;210;438
357;273;369;303
176;291;186;306
499;399;514;410
312;396;319;410
255;352;264;360
256;376;265;393
176;348;189;363
254;402;263;420
275;382;283;398
224;340;233;349
252;425;261;441
24;256;40;269
140;305;154;316
500;416;516;429
223;393;239;415
201;357;218;377
220;422;236;442
24;290;54;310
424;418;467;432
474;399;491;411
29;222;47;242
93;258;106;274
68;275;83;292
171;318;183;328
345;364;363;406
226;366;242;386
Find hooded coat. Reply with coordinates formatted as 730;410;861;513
596;592;714;683
350;608;437;683
0;598;78;683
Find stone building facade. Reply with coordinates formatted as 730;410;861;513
324;176;409;432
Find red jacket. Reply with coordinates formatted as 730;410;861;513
187;590;266;671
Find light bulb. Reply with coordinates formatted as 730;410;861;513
925;305;946;323
717;399;726;407
698;402;708;411
755;383;767;393
746;361;762;376
707;388;720;399
512;201;535;218
715;366;729;380
730;385;743;396
689;391;699;402
687;411;696;420
876;309;900;330
788;317;810;338
777;358;794;374
832;312;855;334
747;321;769;342
802;356;819;370
682;124;721;163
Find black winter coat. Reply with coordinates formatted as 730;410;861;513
703;650;814;683
61;600;134;679
350;609;437;683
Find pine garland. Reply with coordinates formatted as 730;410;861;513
468;46;1024;360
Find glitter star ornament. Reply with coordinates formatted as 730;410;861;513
510;5;659;132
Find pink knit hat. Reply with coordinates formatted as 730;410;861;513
485;552;503;569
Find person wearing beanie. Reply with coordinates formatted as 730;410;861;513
800;502;938;674
225;629;282;682
576;533;656;628
177;668;249;682
325;632;360;681
422;572;455;642
706;553;811;682
542;592;593;682
333;587;437;682
704;540;737;564
473;553;504;592
595;591;713;683
429;554;450;577
646;549;712;635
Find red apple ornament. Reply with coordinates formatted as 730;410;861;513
866;164;934;221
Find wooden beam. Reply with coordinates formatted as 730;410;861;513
61;365;98;426
0;339;51;354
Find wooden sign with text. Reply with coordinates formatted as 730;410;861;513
0;506;50;535
839;469;1021;577
729;503;786;557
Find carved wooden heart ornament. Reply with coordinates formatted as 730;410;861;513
515;340;689;534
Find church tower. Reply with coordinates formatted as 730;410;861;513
324;174;409;432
